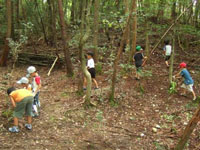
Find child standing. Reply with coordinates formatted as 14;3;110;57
27;66;41;116
134;46;147;80
7;87;34;132
174;62;196;100
83;52;99;90
163;40;172;67
17;77;32;91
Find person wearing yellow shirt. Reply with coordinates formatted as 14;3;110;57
7;87;34;133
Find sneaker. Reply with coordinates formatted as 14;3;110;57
83;88;87;91
9;126;19;133
25;124;32;130
94;87;99;90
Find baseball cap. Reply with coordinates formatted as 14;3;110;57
17;77;29;84
26;66;36;77
136;45;142;51
179;62;187;68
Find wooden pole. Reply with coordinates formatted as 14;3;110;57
47;56;58;76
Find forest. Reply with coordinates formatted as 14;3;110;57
0;0;200;149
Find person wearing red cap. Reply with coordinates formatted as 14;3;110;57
174;62;196;100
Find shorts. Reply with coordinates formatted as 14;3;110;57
13;96;34;118
88;68;96;78
181;83;194;92
165;55;171;61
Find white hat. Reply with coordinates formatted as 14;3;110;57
17;77;29;84
26;66;36;77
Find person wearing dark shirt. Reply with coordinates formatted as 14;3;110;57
133;46;147;80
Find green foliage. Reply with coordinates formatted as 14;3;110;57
153;141;167;150
95;62;103;75
96;110;103;122
119;63;134;75
169;81;177;94
2;109;13;121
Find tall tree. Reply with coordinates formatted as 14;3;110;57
129;0;137;63
93;0;100;62
79;0;93;107
156;0;166;22
57;0;73;76
109;0;134;101
0;0;12;66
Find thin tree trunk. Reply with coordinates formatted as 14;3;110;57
156;0;166;22
11;0;14;40
35;0;48;45
110;2;134;101
175;105;200;150
47;0;56;47
71;0;75;23
123;0;130;46
16;0;20;29
169;30;175;83
145;22;150;57
57;0;73;76
171;0;177;20
93;0;100;62
0;0;12;66
129;0;137;63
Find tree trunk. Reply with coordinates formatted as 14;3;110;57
16;0;20;30
194;0;199;27
70;0;75;23
79;0;92;107
93;0;100;62
144;0;150;57
47;0;57;47
57;0;73;76
171;0;177;20
129;0;137;63
175;105;200;150
35;0;48;45
0;0;12;66
123;0;130;47
11;0;15;40
156;0;166;22
110;1;134;101
169;30;175;83
145;22;150;57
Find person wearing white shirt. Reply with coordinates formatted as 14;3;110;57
163;40;172;67
83;52;99;90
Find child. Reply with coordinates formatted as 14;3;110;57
163;40;172;67
133;46;147;80
7;87;34;133
83;52;99;90
174;62;196;100
27;66;41;116
17;77;32;91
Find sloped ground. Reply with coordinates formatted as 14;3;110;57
0;49;200;150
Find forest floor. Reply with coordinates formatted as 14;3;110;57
0;46;200;150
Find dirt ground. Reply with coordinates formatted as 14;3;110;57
0;49;200;150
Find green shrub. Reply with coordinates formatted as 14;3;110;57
96;62;103;75
169;81;177;94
